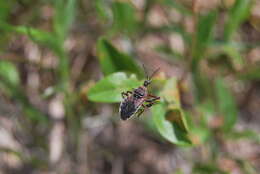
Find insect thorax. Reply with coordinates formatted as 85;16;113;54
133;87;146;99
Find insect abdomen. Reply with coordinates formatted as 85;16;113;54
119;100;137;120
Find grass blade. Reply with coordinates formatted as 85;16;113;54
215;78;238;131
54;0;76;43
224;0;252;41
192;11;217;66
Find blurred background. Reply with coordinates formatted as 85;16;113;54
0;0;260;173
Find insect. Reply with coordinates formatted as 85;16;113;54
119;66;160;120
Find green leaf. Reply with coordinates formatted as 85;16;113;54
152;103;191;146
151;77;191;146
163;78;189;131
224;0;252;41
160;77;189;132
161;78;181;107
0;22;57;49
192;11;217;65
215;78;238;131
96;38;142;76
87;72;142;103
112;1;138;34
54;0;76;43
0;60;20;87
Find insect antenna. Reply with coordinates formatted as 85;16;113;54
142;64;149;80
142;64;160;80
149;67;160;80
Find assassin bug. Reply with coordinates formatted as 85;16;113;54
119;66;160;120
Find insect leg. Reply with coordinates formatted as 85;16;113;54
136;101;156;118
136;104;146;117
145;96;160;102
121;91;133;99
126;91;133;95
145;96;160;107
145;101;156;108
148;94;160;100
121;92;128;99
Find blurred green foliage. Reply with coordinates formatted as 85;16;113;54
111;2;139;34
215;78;237;131
97;38;143;76
224;0;252;42
0;0;260;173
